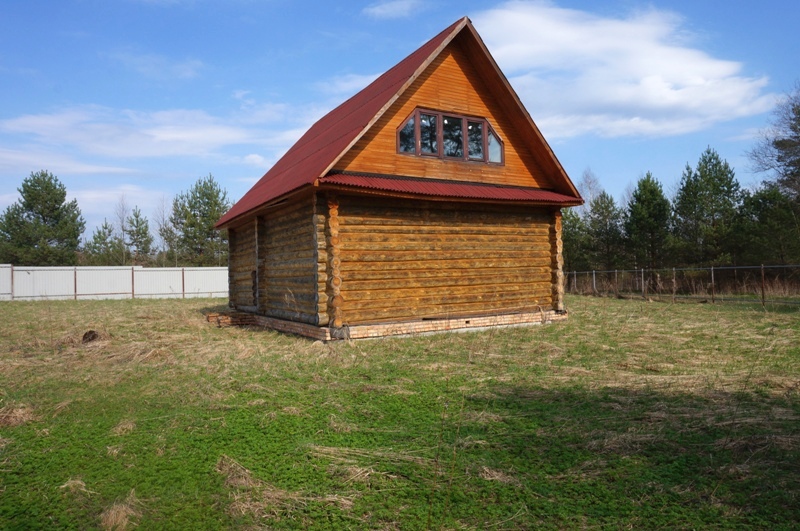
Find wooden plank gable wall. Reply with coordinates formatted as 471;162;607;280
335;33;554;190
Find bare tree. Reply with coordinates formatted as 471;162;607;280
575;167;602;217
749;81;800;197
114;194;130;265
153;195;178;266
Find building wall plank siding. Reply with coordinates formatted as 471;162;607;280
257;197;320;325
228;222;256;308
335;195;554;325
334;37;554;191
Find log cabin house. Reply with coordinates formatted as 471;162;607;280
215;17;582;340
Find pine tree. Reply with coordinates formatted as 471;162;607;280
586;191;624;271
625;172;671;269
562;207;590;272
731;185;800;265
171;174;231;266
672;148;741;266
125;207;153;264
84;219;126;265
0;170;85;265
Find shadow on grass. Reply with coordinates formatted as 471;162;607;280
454;384;800;527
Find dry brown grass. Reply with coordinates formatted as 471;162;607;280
111;419;136;436
100;490;142;531
216;455;354;519
0;404;37;427
478;466;521;486
59;478;97;495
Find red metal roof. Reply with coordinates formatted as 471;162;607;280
216;18;469;228
216;16;581;228
321;173;582;205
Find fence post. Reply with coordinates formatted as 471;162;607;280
573;270;577;294
10;264;13;301
672;268;676;303
592;270;596;296
761;264;766;309
131;266;135;299
641;268;645;298
182;267;186;299
710;267;715;304
74;266;78;301
614;269;618;297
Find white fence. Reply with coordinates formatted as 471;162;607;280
0;265;228;301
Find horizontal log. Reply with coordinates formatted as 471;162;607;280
339;214;549;229
263;308;319;325
339;265;550;282
340;273;551;293
339;241;552;253
258;224;317;247
258;299;324;315
343;285;552;313
339;230;548;244
342;298;554;325
258;286;319;304
339;224;550;238
342;283;550;305
342;249;550;262
263;248;317;264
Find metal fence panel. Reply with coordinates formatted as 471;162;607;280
184;267;228;298
76;267;135;300
134;268;184;298
13;267;75;300
0;264;11;300
0;265;229;301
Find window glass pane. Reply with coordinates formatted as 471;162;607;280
420;113;438;154
398;115;415;153
443;116;463;158
488;129;502;163
467;121;483;160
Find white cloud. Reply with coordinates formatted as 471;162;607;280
316;73;380;96
0;106;264;158
472;1;774;138
363;0;423;20
0;146;133;176
105;50;204;80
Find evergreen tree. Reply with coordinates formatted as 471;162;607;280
84;219;126;265
171;174;231;266
672;148;741;266
624;172;671;270
562;207;590;272
125;206;153;263
586;191;624;270
0;170;85;265
731;185;800;265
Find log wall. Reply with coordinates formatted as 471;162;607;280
334;34;555;191
257;197;322;325
228;221;257;310
335;195;555;325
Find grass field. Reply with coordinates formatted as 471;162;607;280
1;296;798;529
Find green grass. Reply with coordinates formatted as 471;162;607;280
1;296;798;529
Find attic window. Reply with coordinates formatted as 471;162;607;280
397;109;504;164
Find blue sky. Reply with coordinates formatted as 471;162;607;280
1;0;798;238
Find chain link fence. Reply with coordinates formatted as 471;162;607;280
567;265;800;307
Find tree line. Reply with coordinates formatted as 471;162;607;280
566;83;800;272
0;173;231;267
2;83;798;269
